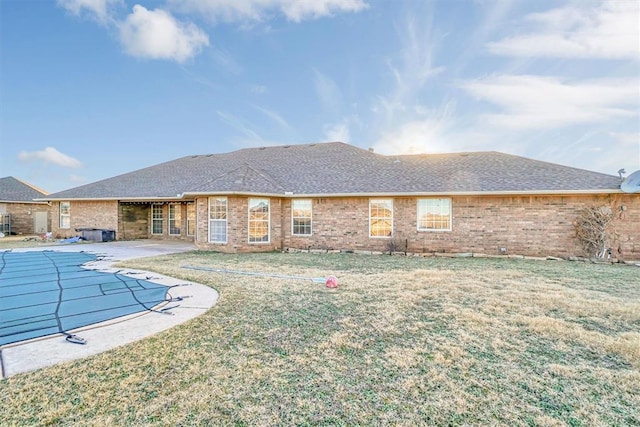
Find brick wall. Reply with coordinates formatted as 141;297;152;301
397;194;639;258
195;196;283;252
285;197;374;251
2;203;50;235
281;194;639;259
50;200;118;239
57;193;639;260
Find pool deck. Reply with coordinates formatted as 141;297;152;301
0;240;218;378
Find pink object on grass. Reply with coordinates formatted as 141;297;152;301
325;275;338;288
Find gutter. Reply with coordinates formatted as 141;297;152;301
185;189;626;197
0;200;50;204
35;188;626;202
34;196;191;202
280;189;626;197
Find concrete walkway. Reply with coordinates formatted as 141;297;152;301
0;240;219;377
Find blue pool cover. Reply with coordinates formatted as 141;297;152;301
0;251;170;346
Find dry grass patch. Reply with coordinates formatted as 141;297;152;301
1;252;638;426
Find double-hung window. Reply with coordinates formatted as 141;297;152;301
151;204;163;234
209;197;227;243
169;204;181;235
249;198;269;243
60;202;71;229
187;203;196;236
417;198;452;231
369;199;393;237
292;199;312;236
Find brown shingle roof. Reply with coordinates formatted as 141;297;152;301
44;142;622;200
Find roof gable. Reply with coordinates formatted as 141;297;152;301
0;177;49;202
193;163;285;194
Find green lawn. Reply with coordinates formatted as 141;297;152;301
1;252;638;426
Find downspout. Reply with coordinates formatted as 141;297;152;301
280;197;285;251
195;198;200;245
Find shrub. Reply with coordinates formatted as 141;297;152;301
574;206;613;259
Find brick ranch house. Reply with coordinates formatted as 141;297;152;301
0;176;50;235
40;142;639;260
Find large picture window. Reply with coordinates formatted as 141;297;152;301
249;198;269;243
369;199;393;237
417;198;452;231
169;204;181;235
151;204;163;234
209;197;227;243
292;199;312;236
60;202;70;229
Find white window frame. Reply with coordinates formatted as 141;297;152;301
369;199;393;238
417;198;452;232
248;198;270;243
59;202;71;229
186;203;196;236
169;204;181;236
151;204;164;235
291;199;312;236
208;197;227;243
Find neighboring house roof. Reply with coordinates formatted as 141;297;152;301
43;142;623;200
0;176;49;203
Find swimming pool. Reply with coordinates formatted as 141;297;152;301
0;250;170;346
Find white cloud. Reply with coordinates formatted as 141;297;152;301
252;104;292;132
610;132;640;148
487;1;640;59
371;3;446;136
282;0;368;22
370;5;454;156
251;85;267;94
389;8;445;101
168;0;368;23
118;5;209;63
18;147;83;168
216;110;263;142
373;101;459;155
460;75;639;130
324;121;350;143
313;69;343;114
57;0;122;24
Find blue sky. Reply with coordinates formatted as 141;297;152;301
1;0;638;193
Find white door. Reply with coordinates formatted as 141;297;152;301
35;211;48;233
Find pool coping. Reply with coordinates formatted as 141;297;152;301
0;241;219;378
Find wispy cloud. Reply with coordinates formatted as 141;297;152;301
251;104;292;132
313;69;343;114
324;121;350;143
371;3;450;153
250;85;267;95
610;132;640;147
18;147;83;168
487;1;640;60
459;75;638;130
118;5;209;63
168;0;368;24
216;110;264;143
57;0;122;24
388;7;445;102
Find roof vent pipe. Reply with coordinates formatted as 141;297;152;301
618;168;626;180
